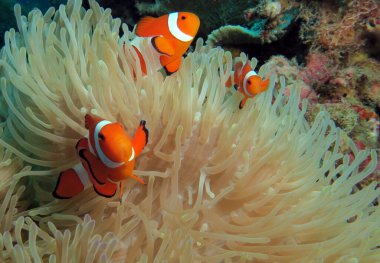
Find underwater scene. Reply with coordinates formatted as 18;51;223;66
0;0;380;262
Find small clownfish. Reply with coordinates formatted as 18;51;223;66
53;114;149;199
131;12;200;75
226;61;270;109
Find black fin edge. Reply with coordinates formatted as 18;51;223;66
78;149;105;185
140;120;149;145
52;172;71;199
93;184;117;198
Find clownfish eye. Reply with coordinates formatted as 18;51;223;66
181;15;186;20
247;80;252;85
98;133;105;141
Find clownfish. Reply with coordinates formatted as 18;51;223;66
226;61;270;109
53;114;148;199
131;12;200;75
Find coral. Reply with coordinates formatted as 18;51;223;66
310;0;377;50
0;0;380;262
349;54;380;107
325;54;380;109
306;102;359;136
264;0;282;19
263;55;318;105
266;54;379;157
207;5;299;47
299;51;335;89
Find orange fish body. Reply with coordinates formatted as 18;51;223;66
131;12;200;75
53;114;148;199
226;61;270;109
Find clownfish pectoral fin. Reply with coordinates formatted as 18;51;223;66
152;36;175;56
260;78;270;92
135;16;158;37
239;98;248;109
241;61;252;76
132;120;149;157
75;137;88;152
93;180;117;198
52;169;84;199
161;56;182;75
78;149;108;185
130;174;146;185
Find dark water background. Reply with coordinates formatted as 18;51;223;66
0;0;66;46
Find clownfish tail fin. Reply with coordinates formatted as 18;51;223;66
132;120;149;157
260;78;270;92
52;169;84;199
135;16;157;37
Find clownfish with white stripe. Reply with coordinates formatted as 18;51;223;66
52;114;148;199
131;12;200;75
226;61;270;109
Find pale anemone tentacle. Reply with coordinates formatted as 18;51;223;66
168;12;194;42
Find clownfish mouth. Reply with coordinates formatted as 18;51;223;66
94;120;125;168
243;70;258;97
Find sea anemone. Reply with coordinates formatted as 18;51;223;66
0;0;379;262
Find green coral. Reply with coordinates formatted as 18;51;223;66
306;103;358;135
206;8;299;47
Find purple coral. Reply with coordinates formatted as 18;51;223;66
299;52;334;88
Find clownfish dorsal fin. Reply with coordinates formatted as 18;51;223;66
135;16;160;37
242;61;253;78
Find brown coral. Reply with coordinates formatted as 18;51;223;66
316;0;377;50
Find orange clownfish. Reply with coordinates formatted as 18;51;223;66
131;12;200;75
226;61;270;109
53;114;148;199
